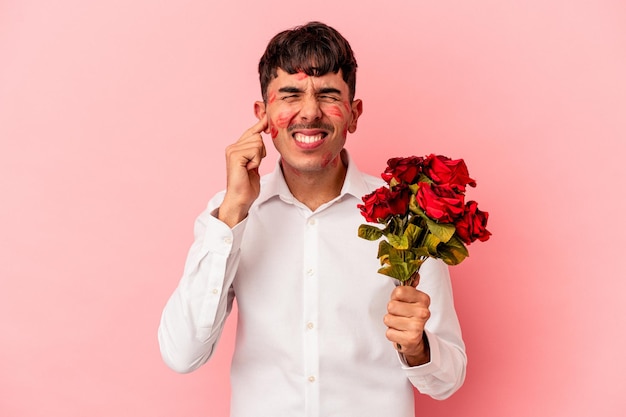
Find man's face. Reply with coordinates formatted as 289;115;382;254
255;68;362;176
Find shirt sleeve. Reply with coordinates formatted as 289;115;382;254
158;193;246;373
399;259;468;399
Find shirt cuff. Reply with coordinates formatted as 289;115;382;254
199;208;247;255
398;329;442;376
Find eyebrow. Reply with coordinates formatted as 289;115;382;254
317;87;342;95
277;86;342;95
278;86;304;94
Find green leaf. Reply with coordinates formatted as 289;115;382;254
387;247;405;264
378;240;392;265
378;263;411;282
412;246;430;258
424;233;441;256
388;233;409;250
358;224;384;241
409;194;421;215
438;235;469;265
417;174;433;184
425;219;456;244
404;223;421;247
409;258;427;271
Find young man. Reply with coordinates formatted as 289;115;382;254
159;21;466;417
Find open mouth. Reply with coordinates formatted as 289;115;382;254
293;132;326;144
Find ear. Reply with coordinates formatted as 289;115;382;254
254;101;270;133
347;99;363;133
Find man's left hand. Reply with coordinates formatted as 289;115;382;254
384;283;431;367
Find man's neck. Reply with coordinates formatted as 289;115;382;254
280;158;348;212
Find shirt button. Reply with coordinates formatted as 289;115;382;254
212;288;219;295
306;322;314;330
308;218;316;226
223;237;232;245
306;268;314;276
308;376;316;383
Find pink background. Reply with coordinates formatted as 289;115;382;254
2;0;625;416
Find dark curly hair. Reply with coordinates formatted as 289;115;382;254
258;21;358;102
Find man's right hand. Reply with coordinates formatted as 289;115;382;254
218;116;268;228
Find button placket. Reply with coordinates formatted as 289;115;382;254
303;215;320;417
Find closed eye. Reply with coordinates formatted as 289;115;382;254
281;94;300;102
318;95;340;102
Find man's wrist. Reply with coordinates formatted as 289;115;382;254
217;200;250;228
405;332;431;367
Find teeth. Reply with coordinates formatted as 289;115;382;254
294;133;323;144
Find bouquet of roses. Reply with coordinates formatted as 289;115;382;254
358;154;491;287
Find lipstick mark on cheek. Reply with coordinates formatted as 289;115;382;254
268;92;277;104
266;119;279;139
323;103;347;121
274;111;296;129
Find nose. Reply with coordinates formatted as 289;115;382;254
298;94;322;122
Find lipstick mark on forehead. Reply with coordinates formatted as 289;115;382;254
295;71;308;81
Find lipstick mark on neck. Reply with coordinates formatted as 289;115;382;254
321;152;334;168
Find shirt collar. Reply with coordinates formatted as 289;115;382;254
256;149;375;208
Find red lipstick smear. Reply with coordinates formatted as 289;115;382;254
321;152;333;168
324;105;345;120
270;126;278;139
295;71;308;81
284;163;302;177
275;111;295;129
268;92;277;104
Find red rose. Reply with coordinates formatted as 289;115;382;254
423;154;476;190
387;183;411;216
455;201;491;244
382;156;424;184
416;183;465;223
358;186;393;222
358;184;411;223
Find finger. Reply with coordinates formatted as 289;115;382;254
384;304;429;326
227;130;267;168
385;326;423;349
390;286;430;304
234;120;268;162
387;300;431;321
241;115;269;139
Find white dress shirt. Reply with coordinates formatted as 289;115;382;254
159;152;466;417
